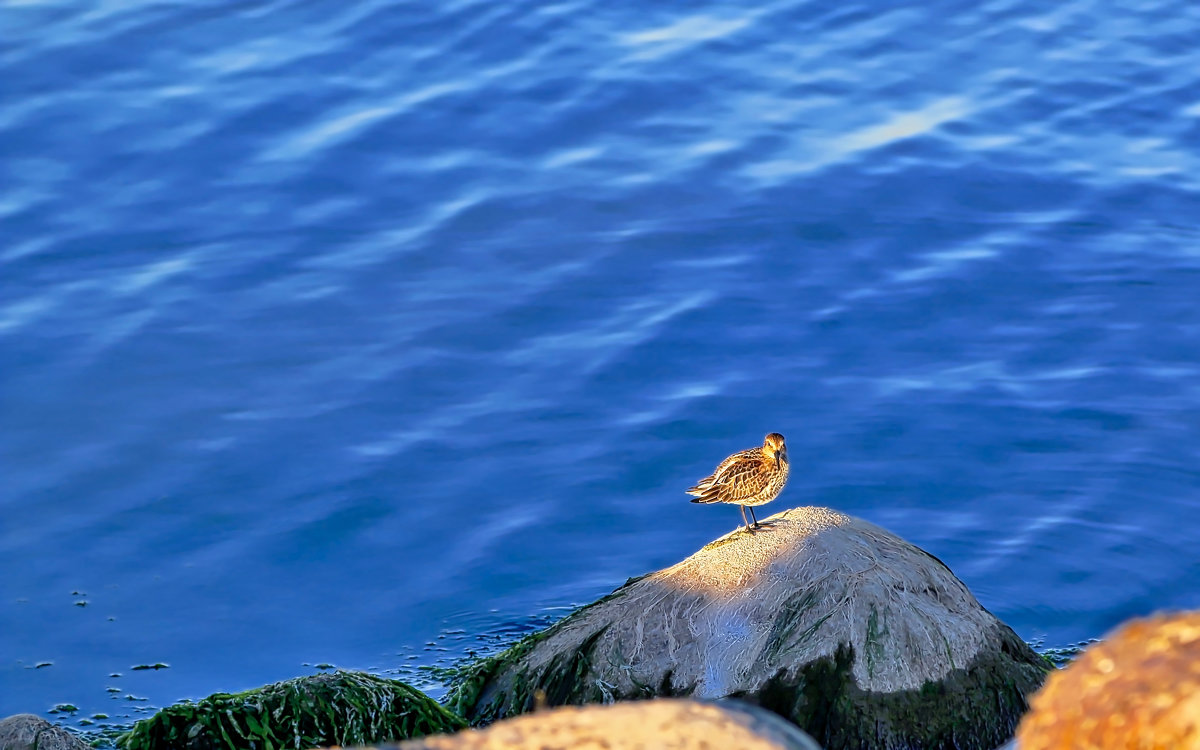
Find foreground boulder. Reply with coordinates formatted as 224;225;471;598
449;506;1048;750
0;715;89;750
1016;611;1200;749
392;699;821;750
118;671;465;750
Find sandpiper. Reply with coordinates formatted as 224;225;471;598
687;432;789;532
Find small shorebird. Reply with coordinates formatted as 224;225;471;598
687;433;789;532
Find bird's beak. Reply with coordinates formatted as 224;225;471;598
775;451;781;470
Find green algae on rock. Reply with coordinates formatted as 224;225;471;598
118;671;465;750
448;506;1049;750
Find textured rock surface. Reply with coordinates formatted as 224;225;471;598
1016;611;1200;749
0;714;89;750
450;506;1048;749
391;699;822;750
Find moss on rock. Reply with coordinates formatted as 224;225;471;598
445;575;646;721
753;635;1044;750
118;671;465;750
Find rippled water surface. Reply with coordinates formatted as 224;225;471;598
4;0;1200;728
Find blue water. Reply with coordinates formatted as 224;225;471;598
4;0;1200;730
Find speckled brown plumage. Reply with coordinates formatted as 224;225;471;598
688;433;789;532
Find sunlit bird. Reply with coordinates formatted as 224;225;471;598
687;432;789;533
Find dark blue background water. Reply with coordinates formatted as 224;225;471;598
4;0;1200;730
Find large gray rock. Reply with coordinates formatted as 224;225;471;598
0;715;89;750
449;506;1049;750
393;698;822;750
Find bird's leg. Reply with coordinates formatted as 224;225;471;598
740;505;753;533
749;506;760;528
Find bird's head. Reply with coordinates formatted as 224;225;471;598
764;432;787;469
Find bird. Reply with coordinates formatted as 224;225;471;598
687;432;789;533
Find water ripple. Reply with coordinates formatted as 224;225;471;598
4;0;1200;721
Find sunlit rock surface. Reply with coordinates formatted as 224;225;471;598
0;715;89;750
1016;611;1200;750
391;699;821;750
450;506;1048;750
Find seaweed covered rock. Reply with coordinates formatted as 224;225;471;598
449;506;1048;750
119;671;465;750
391;698;822;750
0;714;89;750
1016;611;1200;749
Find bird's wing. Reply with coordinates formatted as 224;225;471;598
710;449;758;483
687;448;757;494
689;449;768;502
708;458;771;503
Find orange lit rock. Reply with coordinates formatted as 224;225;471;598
1016;611;1200;750
393;699;821;750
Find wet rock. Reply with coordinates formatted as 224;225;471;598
118;671;465;750
0;714;89;750
391;698;822;750
449;506;1048;750
1015;611;1200;749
